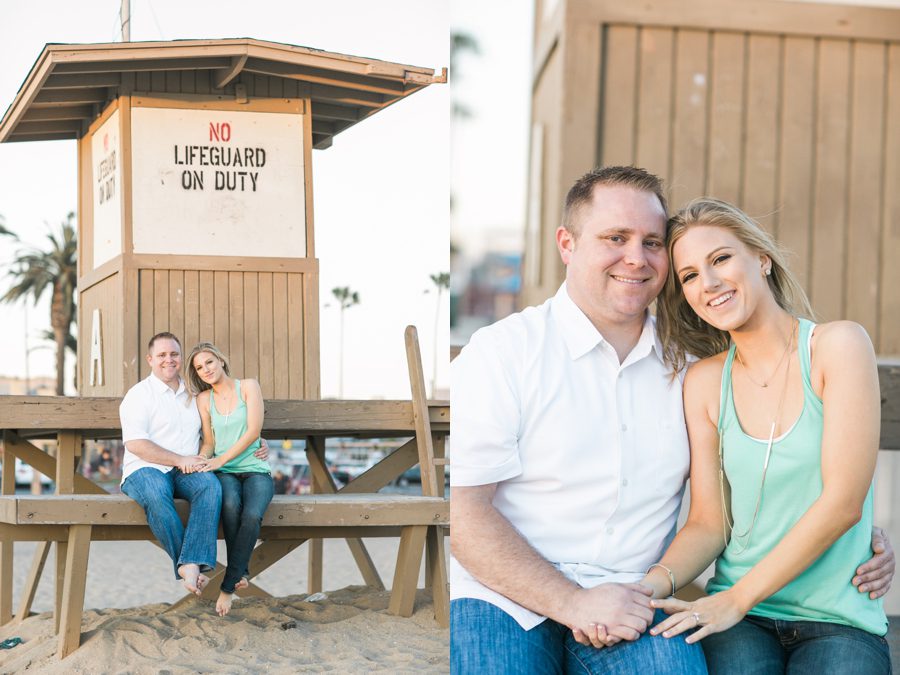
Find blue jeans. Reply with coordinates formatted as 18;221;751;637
217;471;274;593
702;615;891;674
122;467;221;578
451;598;707;674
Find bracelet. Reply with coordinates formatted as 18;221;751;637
647;563;676;597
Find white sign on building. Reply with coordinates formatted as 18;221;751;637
131;107;306;258
91;110;122;268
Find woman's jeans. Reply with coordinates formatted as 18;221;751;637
702;614;892;675
122;467;221;578
217;471;274;594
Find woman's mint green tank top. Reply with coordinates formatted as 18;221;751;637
210;379;269;474
706;318;886;635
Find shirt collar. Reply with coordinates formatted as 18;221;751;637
148;372;186;396
551;283;664;363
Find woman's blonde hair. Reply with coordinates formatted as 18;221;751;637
656;198;815;374
185;342;230;395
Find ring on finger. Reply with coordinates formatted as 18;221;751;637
691;612;701;626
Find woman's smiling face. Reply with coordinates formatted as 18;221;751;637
672;224;771;332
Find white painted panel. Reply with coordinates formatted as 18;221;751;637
131;107;306;258
92;109;122;267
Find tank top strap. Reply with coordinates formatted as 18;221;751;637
717;342;738;432
796;318;820;403
234;379;244;404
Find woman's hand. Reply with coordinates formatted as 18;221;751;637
201;456;226;472
649;592;747;644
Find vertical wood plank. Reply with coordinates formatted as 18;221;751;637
165;70;180;93
777;37;817;290
195;71;211;95
56;524;91;659
135;72;150;91
183;270;200;354
228;272;244;376
707;32;745;203
169;269;185;347
243;272;260;381
387;526;427;617
425;526;449;628
255;75;269;97
270;76;283;98
272;273;289;399
258;272;274;399
123;267;141;390
181;70;196;93
0;433;13;624
151;71;165;92
304;270;321;400
287;274;304;399
153;270;169;335
671;29;710;209
636;27;675;192
139;269;154;380
599;25;638;166
742;34;781;233
810;39;851;321
301;90;316;259
846;42;885;341
198;271;215;343
214;271;229;355
880;44;900;354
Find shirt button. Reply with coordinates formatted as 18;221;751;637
621;424;627;432
606;527;614;535
617;372;623;379
622;478;629;487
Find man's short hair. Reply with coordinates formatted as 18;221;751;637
147;331;182;354
563;166;668;236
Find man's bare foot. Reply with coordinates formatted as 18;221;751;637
216;591;234;617
235;577;249;591
178;564;202;596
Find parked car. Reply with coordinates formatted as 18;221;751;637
15;459;52;488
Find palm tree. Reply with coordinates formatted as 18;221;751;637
450;31;480;119
2;212;78;395
331;286;360;398
428;272;450;397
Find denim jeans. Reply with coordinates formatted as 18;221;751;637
451;598;707;674
702;615;891;675
217;471;274;593
122;467;221;579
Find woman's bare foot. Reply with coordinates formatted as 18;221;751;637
235;577;249;591
216;591;234;617
178;564;202;596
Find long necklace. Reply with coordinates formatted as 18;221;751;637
215;384;236;425
735;319;794;387
720;319;796;553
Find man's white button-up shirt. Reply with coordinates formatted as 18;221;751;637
449;283;690;629
119;373;202;482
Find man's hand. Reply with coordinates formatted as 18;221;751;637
254;438;270;460
853;526;895;599
176;455;209;474
567;583;654;647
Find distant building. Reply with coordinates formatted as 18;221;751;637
0;376;56;396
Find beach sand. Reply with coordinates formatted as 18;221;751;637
0;539;449;673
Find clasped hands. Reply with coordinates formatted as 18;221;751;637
569;583;746;649
177;439;270;474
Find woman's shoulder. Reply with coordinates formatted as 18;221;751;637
683;350;729;401
238;378;263;399
809;320;874;367
196;389;210;410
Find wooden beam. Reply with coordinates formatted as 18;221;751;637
43;73;122;89
21;105;94;121
311;102;361;123
405;326;440;497
56;524;91;659
309;83;384;108
14;120;83;134
426;526;449;628
15;541;51;623
243;59;405;96
51;57;231;74
213;54;248;90
33;89;108;105
387;525;427;618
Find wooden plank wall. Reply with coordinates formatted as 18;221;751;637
598;27;900;354
77;275;123;397
137;269;309;399
130;71;304;99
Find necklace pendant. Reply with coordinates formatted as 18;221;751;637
761;383;768;388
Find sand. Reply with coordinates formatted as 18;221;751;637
0;539;449;673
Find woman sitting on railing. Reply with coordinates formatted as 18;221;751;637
186;342;274;617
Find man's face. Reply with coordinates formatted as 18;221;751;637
558;184;668;327
146;338;182;386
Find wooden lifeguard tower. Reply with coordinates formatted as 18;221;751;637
0;38;446;398
0;39;450;659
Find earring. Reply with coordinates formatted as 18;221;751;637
765;268;772;276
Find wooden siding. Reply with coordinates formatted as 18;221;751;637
136;268;312;399
596;26;900;352
77;273;122;397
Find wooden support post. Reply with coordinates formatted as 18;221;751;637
387;525;427;617
425;434;447;591
15;541;51;623
426;526;449;628
306;436;384;589
307;475;324;594
54;431;80;633
56;524;91;659
54;542;66;632
0;432;14;625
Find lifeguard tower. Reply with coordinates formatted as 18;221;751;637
0;39;449;659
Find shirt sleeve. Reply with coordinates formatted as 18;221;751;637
120;386;151;443
449;326;523;486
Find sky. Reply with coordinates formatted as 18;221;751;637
450;1;533;259
0;0;449;399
